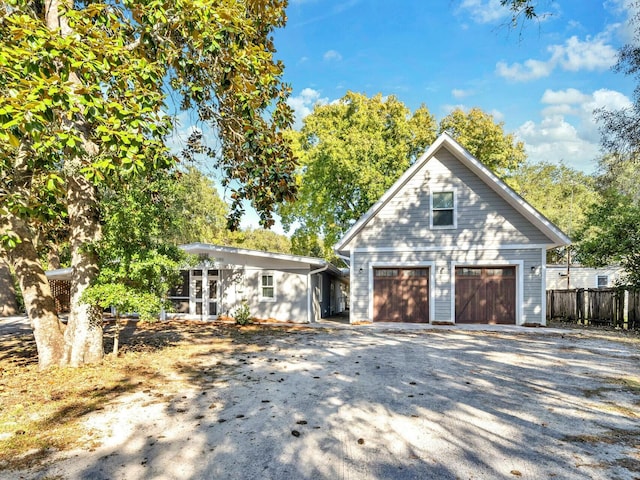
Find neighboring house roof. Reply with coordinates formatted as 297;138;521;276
45;267;73;281
334;132;572;253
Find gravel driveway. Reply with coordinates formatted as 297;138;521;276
4;321;640;480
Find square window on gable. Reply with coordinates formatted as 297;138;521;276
431;191;456;228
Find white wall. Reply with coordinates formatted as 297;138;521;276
546;265;625;290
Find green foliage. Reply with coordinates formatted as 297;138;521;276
168;167;229;245
507;161;599;238
278;92;438;251
82;283;163;323
233;301;252;325
595;153;640;204
83;173;187;322
226;228;292;254
576;190;640;286
0;0;295;246
438;108;526;176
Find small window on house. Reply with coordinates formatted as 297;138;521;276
597;275;609;288
431;191;455;228
260;273;276;301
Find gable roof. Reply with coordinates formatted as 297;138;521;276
334;132;571;252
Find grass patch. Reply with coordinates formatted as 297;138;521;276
0;319;300;471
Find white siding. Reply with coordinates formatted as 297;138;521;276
546;265;625;290
350;248;545;325
347;149;552;250
241;268;310;322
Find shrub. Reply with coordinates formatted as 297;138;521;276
234;301;252;325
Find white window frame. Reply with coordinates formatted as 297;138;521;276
259;271;277;302
596;275;609;288
430;190;457;229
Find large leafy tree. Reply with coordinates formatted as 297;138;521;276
506;161;599;263
0;0;295;368
596;0;640;155
507;162;598;238
279;92;438;254
575;153;640;285
83;172;187;355
577;190;640;286
438;107;527;176
167;167;229;245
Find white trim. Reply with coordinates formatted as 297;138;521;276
368;261;436;323
451;260;524;325
258;271;277;302
308;264;330;323
334;132;571;252
596;274;609;288
349;250;356;323
541;250;547;326
180;242;333;270
430;189;457;230
353;244;552;253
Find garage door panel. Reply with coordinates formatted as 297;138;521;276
374;268;429;323
456;267;515;324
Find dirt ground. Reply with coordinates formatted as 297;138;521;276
2;318;640;480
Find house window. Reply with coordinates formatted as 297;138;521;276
431;191;456;228
260;273;276;301
168;270;190;313
597;275;609;288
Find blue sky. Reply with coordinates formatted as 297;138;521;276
277;0;634;173
175;0;635;233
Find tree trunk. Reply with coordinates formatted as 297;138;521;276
1;214;66;369
47;246;61;270
46;0;104;366
0;255;19;316
63;175;104;366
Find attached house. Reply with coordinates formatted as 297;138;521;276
334;133;571;326
46;243;348;323
168;243;347;322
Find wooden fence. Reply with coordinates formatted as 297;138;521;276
547;288;639;329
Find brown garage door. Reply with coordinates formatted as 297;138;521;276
455;267;516;324
373;268;429;323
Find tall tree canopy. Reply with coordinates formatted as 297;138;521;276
507;161;598;239
438;107;527;176
0;0;295;368
278;92;438;254
577;190;640;286
576;153;640;285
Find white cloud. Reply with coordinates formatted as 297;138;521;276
606;0;639;41
541;88;591;105
517;115;599;171
287;88;329;129
497;34;618;82
452;88;473;99
323;49;343;62
549;35;618;71
456;0;510;24
496;59;555;81
515;88;632;171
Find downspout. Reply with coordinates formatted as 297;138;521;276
307;264;330;323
